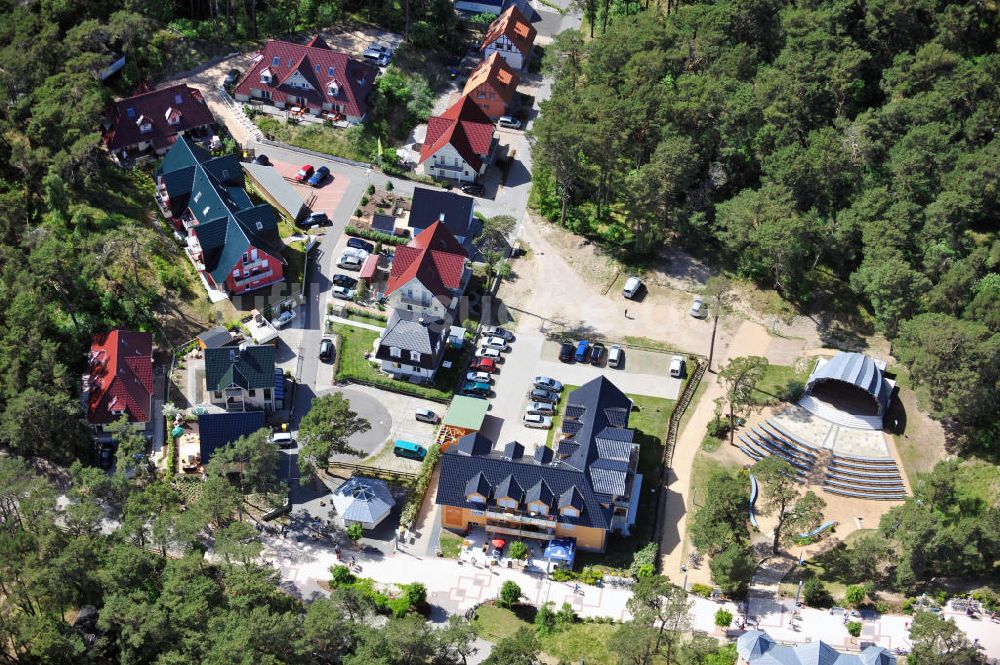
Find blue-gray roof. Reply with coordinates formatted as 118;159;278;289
736;631;896;665
332;476;395;526
409;187;474;241
197;411;266;462
806;352;893;416
204;345;276;391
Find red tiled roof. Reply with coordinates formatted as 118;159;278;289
386;222;468;300
86;330;154;425
103;84;215;153
462;53;520;104
418;96;495;170
481;5;537;57
233;38;377;119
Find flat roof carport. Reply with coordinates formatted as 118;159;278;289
243;162;308;221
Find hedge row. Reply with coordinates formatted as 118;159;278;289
343;305;388;322
400;443;442;529
345;224;410;246
337;369;451;403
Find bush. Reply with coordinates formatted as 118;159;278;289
535;602;557;635
556;602;577;628
691;583;714;598
508;541;529;560
707;416;730;439
901;597;915;614
498;580;521;608
803;578;830;607
386;180;394;191
367;184;376;195
715;609;733;628
345;224;409;246
361;196;369;206
404;582;427;609
330;565;355;587
552;568;574;582
471;11;497;24
846;621;862;638
355;208;362;217
578;567;604;586
629;542;659;578
346;523;364;543
845;583;868;608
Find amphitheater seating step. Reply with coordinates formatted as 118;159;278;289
752;427;816;460
833;453;897;466
798;395;884;430
823;486;906;501
746;432;814;466
827;466;902;480
763;420;821;452
825;475;906;489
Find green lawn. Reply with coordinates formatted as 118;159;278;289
751;363;809;406
255;116;366;162
330;323;455;401
471;604;618;665
438;530;464;559
576;392;675;571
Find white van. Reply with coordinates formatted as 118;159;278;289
271;432;295;448
623;276;643;299
608;345;624;369
669;356;685;378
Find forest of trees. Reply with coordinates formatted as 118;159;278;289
531;0;1000;450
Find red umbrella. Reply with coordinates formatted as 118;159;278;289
491;539;506;548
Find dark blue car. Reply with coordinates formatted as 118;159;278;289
574;340;591;363
307;165;330;187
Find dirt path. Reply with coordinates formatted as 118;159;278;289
658;320;772;581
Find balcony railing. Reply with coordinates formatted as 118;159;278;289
486;524;555;541
431;161;465;174
486;508;557;529
233;269;274;285
398;293;432;307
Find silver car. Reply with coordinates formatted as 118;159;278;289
526;401;555;416
690;296;707;318
522;413;552;429
415;408;439;424
533;376;562;392
332;286;355;300
481;336;509;351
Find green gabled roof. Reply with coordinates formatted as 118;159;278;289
156;136;210;176
204;345;276;391
207;206;286;285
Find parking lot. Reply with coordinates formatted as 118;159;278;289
467;330;685;453
268;158;351;223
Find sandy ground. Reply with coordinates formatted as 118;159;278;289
658;321;773;582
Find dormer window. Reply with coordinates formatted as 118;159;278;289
409;350;420;362
136;115;152;133
260;69;273;84
561;506;579;517
327;81;339;97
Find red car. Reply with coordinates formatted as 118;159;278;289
294;164;314;182
469;357;498;373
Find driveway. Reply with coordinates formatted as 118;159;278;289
482;331;683;452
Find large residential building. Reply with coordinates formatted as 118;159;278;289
463;53;520;121
407;187;477;251
102;83;215;163
736;630;895;665
376;222;470;380
481;5;537;71
83;330;154;437
419;96;496;184
204;344;283;412
436;376;642;552
232;36;377;123
155;137;286;298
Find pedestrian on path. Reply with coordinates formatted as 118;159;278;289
625;309;629;318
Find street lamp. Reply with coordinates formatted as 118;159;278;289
680;564;688;592
366;168;371;190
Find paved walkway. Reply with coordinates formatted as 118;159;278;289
659;320;773;580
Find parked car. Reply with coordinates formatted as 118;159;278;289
669;355;685;378
341;246;369;260
332;286;355;300
307;165;330;187
461;182;484;196
523;413;552;429
319;338;335;361
482;325;514;341
297;211;330;228
347;237;375;253
253;153;270;165
466;371;492;383
415;408;439;424
558;341;575;362
526;388;559;404
274;310;296;328
574;340;591;363
476;346;502;359
271;432;295;447
526;401;556;416
533;376;563;392
498;115;522;129
97;443;114;469
608;345;624;368
294;164;314;182
690;296;707;318
337;254;363;270
469;357;498;373
363;44;392;66
590;342;607;367
463;380;491;396
481;336;509;351
623;276;643;299
223;68;241;87
332;274;358;288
